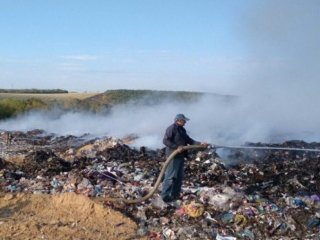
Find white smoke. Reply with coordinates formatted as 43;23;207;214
1;91;319;149
0;101;208;149
233;0;320;143
0;96;238;149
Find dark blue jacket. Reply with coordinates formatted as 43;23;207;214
163;123;199;156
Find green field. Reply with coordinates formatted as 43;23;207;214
0;89;233;119
0;91;100;119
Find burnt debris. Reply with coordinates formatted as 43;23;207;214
0;130;319;239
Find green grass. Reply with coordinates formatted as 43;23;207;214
0;89;234;119
0;91;98;119
83;89;205;108
0;98;48;119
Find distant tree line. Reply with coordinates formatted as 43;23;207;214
0;89;68;94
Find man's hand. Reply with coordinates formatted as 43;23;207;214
200;142;209;147
176;146;184;153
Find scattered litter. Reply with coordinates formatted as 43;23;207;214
216;233;237;240
1;131;319;239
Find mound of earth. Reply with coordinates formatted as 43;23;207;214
0;193;137;240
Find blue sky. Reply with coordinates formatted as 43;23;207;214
0;0;319;94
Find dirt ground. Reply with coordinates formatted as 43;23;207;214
0;193;137;240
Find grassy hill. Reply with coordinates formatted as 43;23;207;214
83;89;203;107
0;89;235;119
0;90;98;119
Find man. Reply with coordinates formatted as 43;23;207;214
161;113;207;203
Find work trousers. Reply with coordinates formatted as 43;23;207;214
161;156;184;202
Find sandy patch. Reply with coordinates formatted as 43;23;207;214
0;193;137;240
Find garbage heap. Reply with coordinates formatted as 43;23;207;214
0;131;319;240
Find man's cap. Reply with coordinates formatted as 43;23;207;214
175;113;190;121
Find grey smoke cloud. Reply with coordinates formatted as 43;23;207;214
229;0;320;142
1;92;319;150
238;0;320;95
0;101;205;148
